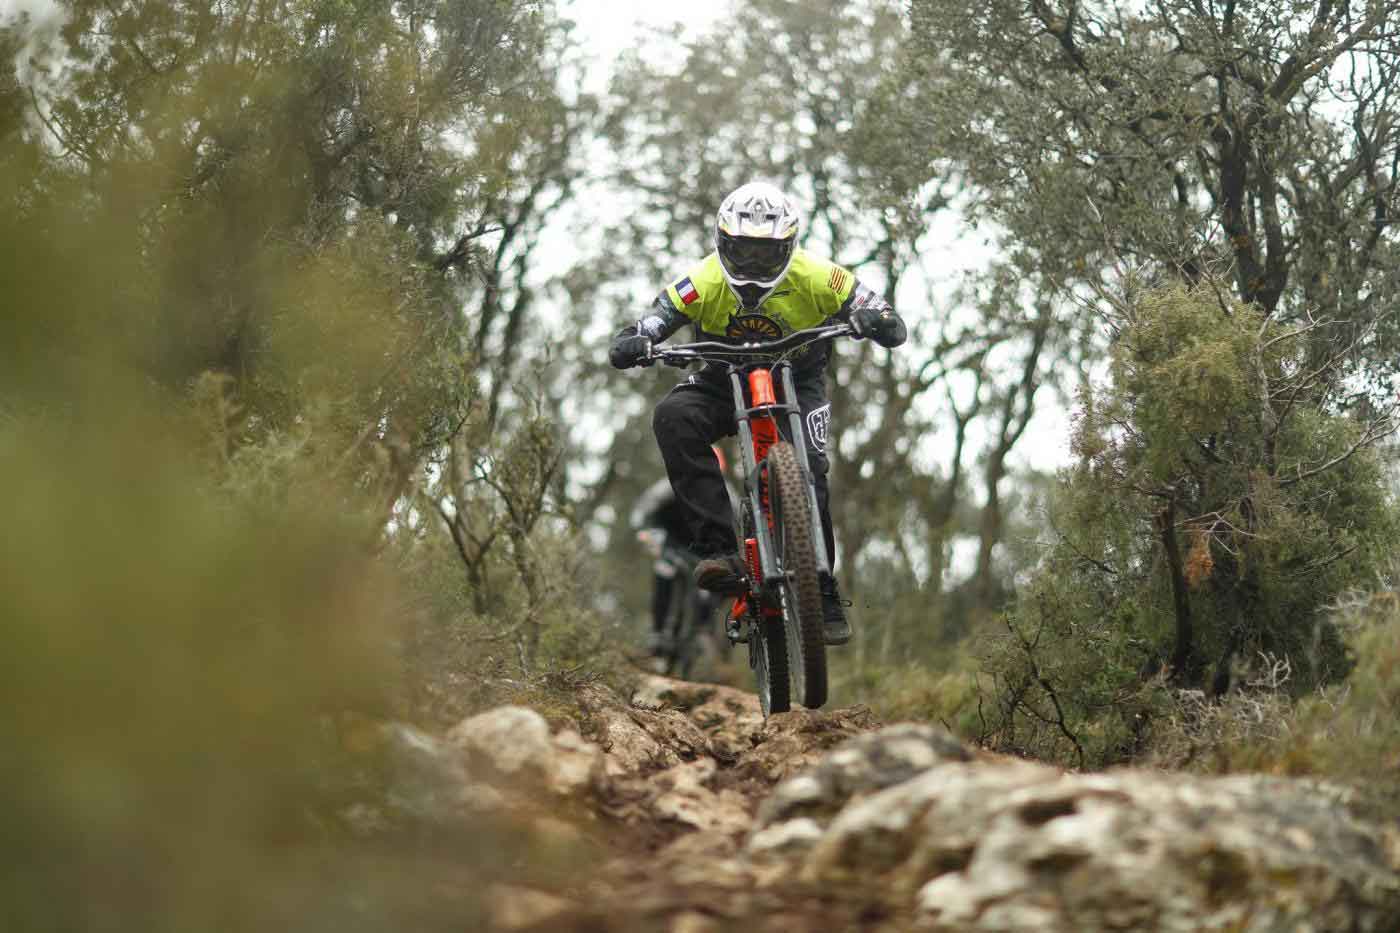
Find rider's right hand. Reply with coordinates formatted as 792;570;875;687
610;334;654;369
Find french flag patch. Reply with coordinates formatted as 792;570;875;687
676;277;699;305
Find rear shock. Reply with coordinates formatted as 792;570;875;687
726;534;762;645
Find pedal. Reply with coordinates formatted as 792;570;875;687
726;618;747;645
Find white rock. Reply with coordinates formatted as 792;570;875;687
486;883;573;930
550;728;604;796
447;705;555;778
748;818;825;857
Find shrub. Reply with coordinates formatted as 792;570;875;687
978;280;1399;768
1143;586;1400;814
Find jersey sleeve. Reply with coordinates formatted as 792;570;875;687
815;259;857;319
662;264;709;320
634;293;690;341
837;278;907;347
838;279;892;316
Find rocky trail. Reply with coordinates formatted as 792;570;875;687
362;674;1400;932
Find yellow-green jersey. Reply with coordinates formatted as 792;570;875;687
618;247;896;374
665;248;855;340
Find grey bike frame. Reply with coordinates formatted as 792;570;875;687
729;360;832;588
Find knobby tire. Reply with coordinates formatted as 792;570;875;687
753;615;788;716
740;503;789;716
764;442;827;710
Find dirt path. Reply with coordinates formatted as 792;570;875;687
448;673;1400;932
483;674;889;932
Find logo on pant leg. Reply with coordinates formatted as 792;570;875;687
806;404;831;452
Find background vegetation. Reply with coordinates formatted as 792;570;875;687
3;0;1399;927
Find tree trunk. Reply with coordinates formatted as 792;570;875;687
1157;498;1197;686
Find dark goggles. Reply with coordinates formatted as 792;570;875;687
719;232;794;282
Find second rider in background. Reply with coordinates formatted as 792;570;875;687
630;445;735;659
609;181;906;646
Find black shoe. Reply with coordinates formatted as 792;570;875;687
695;553;748;596
821;577;852;646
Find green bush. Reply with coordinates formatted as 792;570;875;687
1143;586;1400;813
978;281;1399;768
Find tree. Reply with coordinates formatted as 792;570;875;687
14;0;567;452
907;0;1400;381
981;278;1398;767
7;1;599;625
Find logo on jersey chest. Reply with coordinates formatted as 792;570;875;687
725;312;785;341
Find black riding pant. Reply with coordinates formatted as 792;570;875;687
651;365;835;566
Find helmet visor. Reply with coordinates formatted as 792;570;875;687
718;232;794;283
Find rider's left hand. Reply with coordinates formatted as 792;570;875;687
851;306;906;348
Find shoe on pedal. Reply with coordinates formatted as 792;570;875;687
821;577;852;646
694;553;747;596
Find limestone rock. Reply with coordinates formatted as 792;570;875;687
756;722;970;829
576;681;711;776
486;883;574;931
447;705;555;779
379;721;469;808
649;757;751;836
371;721;473;829
347;679;1400;932
747;816;824;859
548;727;606;796
750;725;1400;931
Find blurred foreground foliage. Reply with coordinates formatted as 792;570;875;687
1;2;616;929
0;404;410;930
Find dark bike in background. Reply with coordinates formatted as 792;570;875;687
649;323;850;714
636;527;720;679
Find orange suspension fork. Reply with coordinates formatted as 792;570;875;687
747;369;779;460
746;368;783;600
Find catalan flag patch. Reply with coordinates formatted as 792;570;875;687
827;268;848;293
676;277;699;305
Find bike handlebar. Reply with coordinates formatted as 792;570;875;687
646;323;854;367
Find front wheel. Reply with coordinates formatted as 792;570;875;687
739;498;790;715
763;441;827;709
750;607;789;716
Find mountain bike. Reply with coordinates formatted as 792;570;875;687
636;528;720;680
647;323;850;714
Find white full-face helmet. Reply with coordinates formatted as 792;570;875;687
715;181;801;308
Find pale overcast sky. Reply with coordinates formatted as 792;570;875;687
564;0;729;56
0;0;729;35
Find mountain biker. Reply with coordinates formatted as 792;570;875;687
630;475;693;657
609;181;906;646
629;446;733;658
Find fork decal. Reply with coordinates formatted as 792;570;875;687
806;404;831;452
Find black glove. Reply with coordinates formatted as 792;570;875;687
850;306;906;348
610;333;654;369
